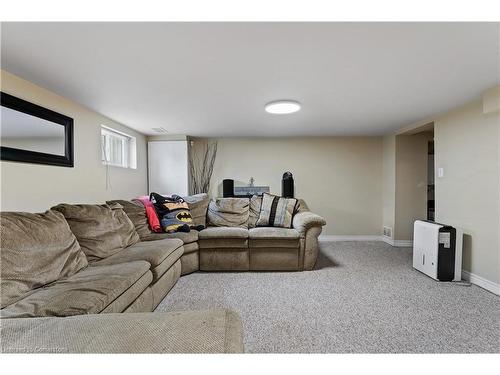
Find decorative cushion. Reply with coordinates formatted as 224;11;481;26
52;203;140;262
248;195;262;228
0;210;88;308
107;200;151;238
256;193;298;228
184;193;210;227
150;193;198;233
207;198;249;228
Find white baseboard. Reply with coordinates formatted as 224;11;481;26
319;235;413;247
462;270;500;295
381;237;413;247
319;235;382;241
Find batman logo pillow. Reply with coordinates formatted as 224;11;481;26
176;211;193;223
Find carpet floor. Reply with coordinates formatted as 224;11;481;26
156;241;500;353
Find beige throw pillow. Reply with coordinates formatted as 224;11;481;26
256;193;297;228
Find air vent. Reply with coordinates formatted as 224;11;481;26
383;226;392;238
151;127;168;133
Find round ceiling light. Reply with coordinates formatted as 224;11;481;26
265;100;301;114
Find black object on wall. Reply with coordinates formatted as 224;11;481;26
223;179;234;198
0;92;74;167
282;172;294;198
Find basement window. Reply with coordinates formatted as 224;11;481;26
101;126;137;169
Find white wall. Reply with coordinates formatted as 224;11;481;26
193;137;383;236
434;99;500;284
0;70;148;212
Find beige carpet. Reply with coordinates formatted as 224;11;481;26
156;241;500;353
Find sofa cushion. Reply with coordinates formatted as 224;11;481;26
100;271;153;313
0;210;88;308
52;203;140;262
248;227;300;248
198;238;248;249
0;261;151;318
249;227;300;239
0;309;244;353
207;198;249;228
256;193;297;228
107;200;151;238
198;227;248;249
140;230;199;244
198;226;249;239
184;193;210;227
91;238;184;282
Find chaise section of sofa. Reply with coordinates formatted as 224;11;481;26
1;309;244;353
91;238;184;308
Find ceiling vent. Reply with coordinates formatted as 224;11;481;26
151;127;168;133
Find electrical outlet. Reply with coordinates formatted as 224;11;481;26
383;226;392;238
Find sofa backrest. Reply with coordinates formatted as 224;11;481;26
0;210;88;308
108;199;152;238
52;203;140;262
111;194;306;234
108;194;210;240
207;198;250;228
182;193;210;227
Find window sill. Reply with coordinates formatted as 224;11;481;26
102;162;136;170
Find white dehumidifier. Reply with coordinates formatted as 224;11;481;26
413;220;463;282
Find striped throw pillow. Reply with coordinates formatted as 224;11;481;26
256;193;298;228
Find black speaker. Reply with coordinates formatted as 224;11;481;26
282;172;294;198
223;179;234;197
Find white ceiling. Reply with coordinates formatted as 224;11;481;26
1;22;499;137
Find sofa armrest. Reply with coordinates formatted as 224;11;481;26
0;309;244;353
292;211;326;236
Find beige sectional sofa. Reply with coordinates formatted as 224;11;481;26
0;194;325;353
119;195;326;274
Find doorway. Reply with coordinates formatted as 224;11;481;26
393;122;435;240
427;139;435;221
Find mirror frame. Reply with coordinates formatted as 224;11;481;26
1;92;74;167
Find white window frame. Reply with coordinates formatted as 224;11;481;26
101;126;137;169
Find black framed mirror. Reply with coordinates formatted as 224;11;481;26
1;92;74;167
